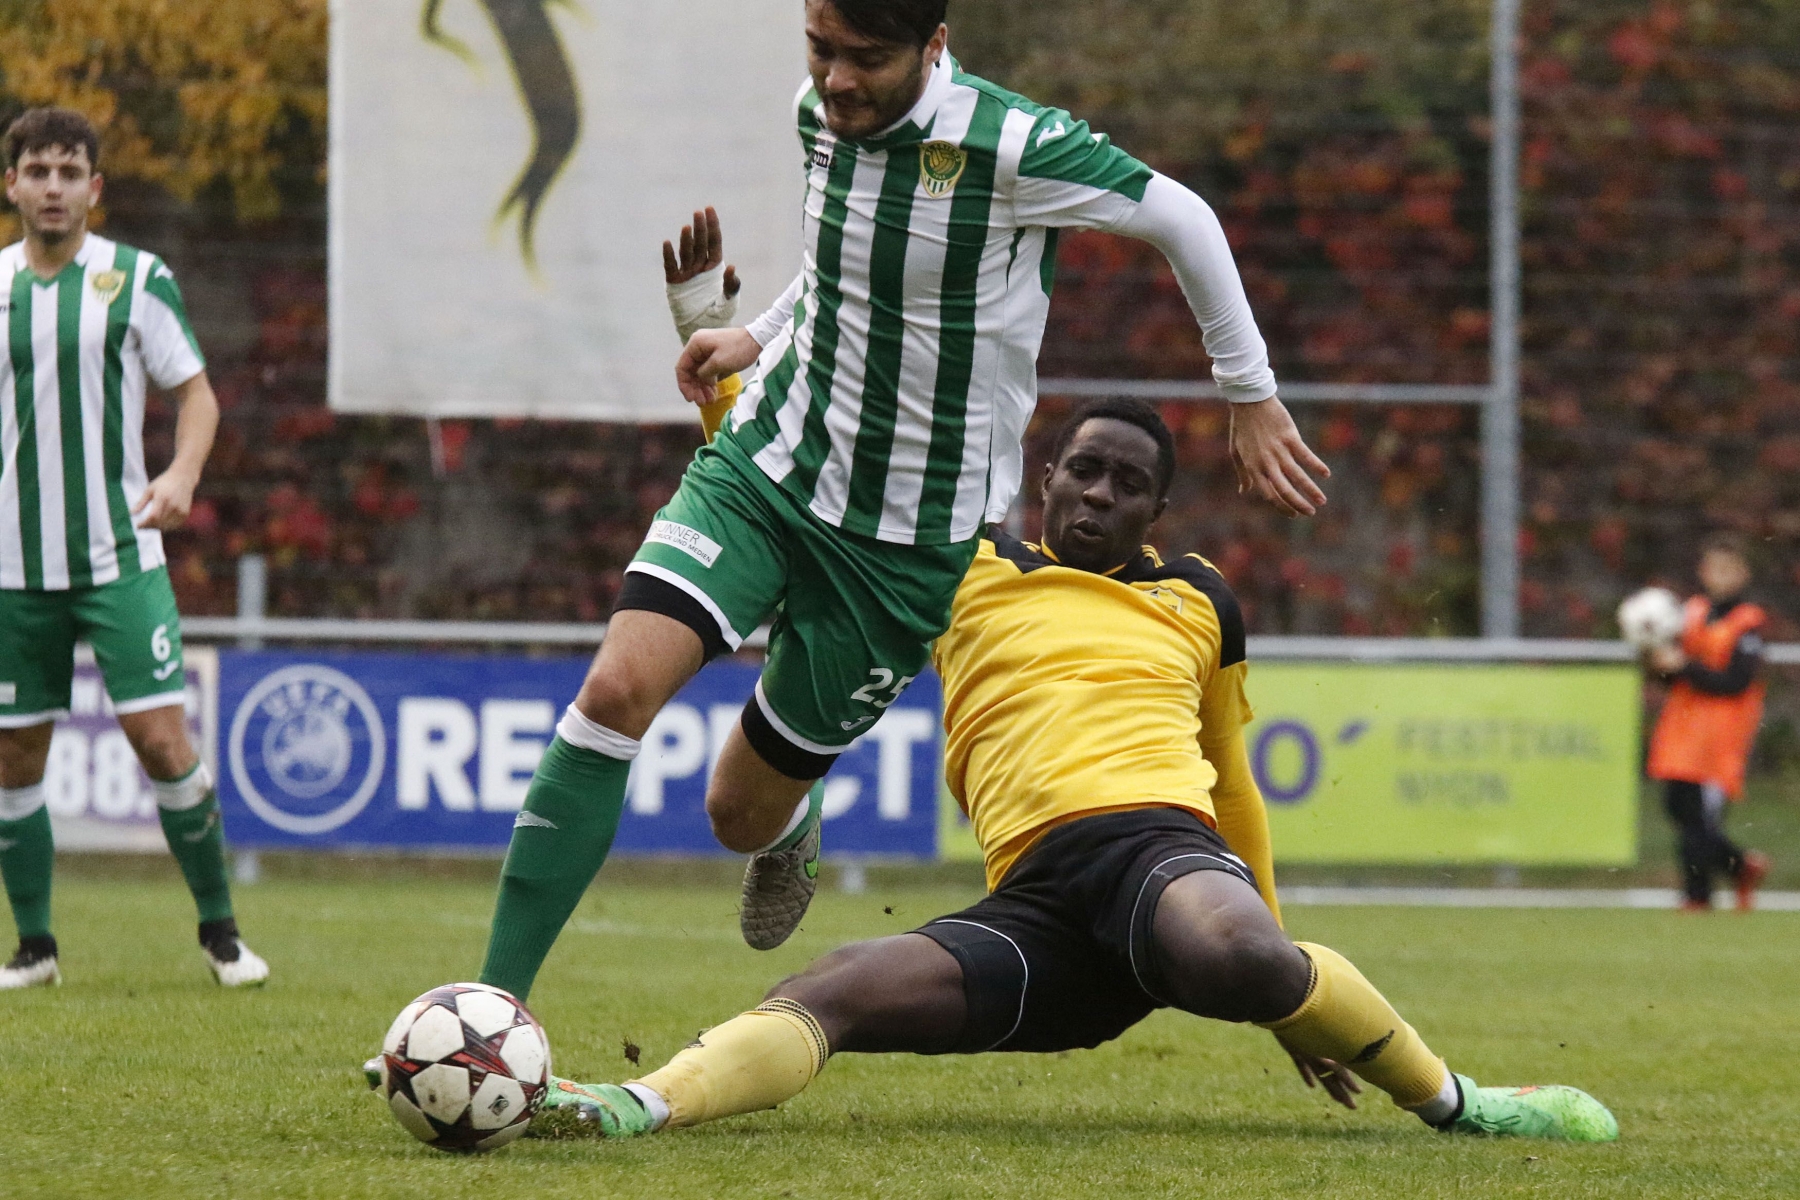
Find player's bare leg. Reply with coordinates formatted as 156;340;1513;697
569;610;707;741
534;933;963;1135
706;727;813;852
708;722;824;950
480;610;706;1000
115;703;267;986
546;865;1615;1142
0;723;59;988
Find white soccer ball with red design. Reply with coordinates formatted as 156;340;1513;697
1617;587;1684;650
376;982;550;1152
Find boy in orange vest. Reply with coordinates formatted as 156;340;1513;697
1645;535;1772;911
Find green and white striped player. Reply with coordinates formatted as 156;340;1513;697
0;108;266;990
476;0;1328;998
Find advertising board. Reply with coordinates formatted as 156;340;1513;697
944;662;1641;867
216;651;940;857
1250;663;1640;865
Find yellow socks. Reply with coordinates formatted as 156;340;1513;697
631;998;829;1128
627;951;1449;1130
1257;942;1449;1110
699;373;742;443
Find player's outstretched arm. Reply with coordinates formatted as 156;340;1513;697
133;371;219;530
1114;175;1329;515
1202;716;1282;925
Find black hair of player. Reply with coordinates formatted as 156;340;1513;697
823;0;948;48
1050;398;1177;499
1699;531;1750;566
4;107;100;172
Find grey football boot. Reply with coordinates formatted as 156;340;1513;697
739;784;823;950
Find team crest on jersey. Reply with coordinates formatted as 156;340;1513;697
1145;585;1185;614
919;140;967;199
90;269;127;305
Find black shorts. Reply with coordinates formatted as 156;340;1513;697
915;807;1257;1054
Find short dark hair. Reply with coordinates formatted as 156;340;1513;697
824;0;948;47
1700;532;1750;564
5;107;100;172
1050;398;1177;498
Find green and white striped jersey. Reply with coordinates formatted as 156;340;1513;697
0;234;205;590
729;56;1277;546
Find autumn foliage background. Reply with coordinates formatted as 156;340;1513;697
2;0;1797;641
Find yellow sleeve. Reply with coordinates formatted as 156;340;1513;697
1199;661;1281;926
698;372;742;443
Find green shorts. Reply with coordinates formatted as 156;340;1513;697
623;434;977;776
0;567;187;727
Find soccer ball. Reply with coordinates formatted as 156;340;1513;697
1616;587;1684;650
376;982;550;1152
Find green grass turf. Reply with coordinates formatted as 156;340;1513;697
2;871;1797;1198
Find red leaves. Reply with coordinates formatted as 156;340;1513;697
262;481;332;561
1607;21;1660;74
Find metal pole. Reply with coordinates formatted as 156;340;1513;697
1483;0;1523;637
233;552;268;886
237;554;267;651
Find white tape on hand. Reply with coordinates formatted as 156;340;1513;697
668;264;740;344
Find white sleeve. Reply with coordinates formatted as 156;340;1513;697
137;258;206;390
745;272;804;348
1110;172;1277;404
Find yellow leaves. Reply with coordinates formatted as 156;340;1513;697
0;0;326;222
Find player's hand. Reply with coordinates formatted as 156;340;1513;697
663;205;740;300
1230;395;1330;517
1282;1042;1362;1110
132;469;198;530
1647;644;1686;674
677;327;762;406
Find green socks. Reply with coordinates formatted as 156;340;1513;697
154;764;234;925
763;780;825;853
480;732;630;1000
0;790;55;940
3;762;237;946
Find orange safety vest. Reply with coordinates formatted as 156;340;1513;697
1647;598;1765;799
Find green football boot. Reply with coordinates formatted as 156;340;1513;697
1445;1074;1619;1142
528;1076;657;1139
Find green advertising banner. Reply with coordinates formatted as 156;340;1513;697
1248;663;1639;865
940;663;1641;867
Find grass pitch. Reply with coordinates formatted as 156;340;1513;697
1;864;1795;1199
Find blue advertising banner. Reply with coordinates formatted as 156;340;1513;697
215;650;941;857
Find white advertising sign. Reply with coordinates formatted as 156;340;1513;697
330;0;807;421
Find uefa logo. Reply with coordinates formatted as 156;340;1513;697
228;664;387;835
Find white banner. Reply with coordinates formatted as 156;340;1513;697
329;0;806;422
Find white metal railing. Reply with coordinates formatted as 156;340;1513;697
179;617;1800;665
184;616;770;650
1037;380;1491;405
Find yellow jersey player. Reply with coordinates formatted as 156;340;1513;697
521;400;1618;1144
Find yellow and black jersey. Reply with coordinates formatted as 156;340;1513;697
934;531;1278;917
